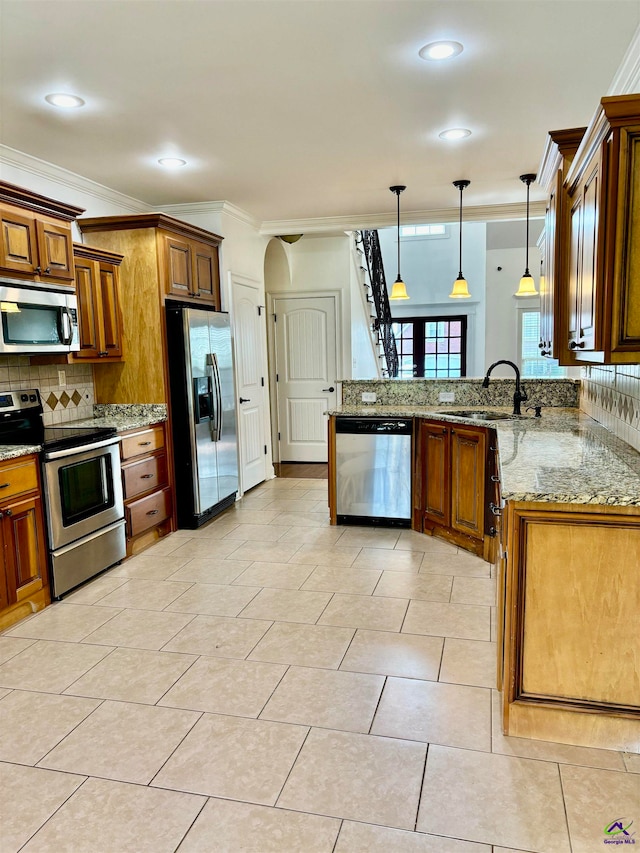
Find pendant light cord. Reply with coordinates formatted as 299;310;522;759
396;190;401;280
458;186;463;277
524;179;530;276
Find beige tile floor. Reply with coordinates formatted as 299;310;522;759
0;476;637;853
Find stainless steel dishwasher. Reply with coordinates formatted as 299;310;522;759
335;417;412;525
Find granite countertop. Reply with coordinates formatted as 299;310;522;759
69;414;167;433
329;405;640;507
0;444;42;462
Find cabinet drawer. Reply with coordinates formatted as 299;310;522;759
0;458;39;501
121;425;165;460
122;453;168;500
126;487;172;538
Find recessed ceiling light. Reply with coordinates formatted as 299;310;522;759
439;128;472;141
419;41;463;61
158;158;187;168
45;93;85;108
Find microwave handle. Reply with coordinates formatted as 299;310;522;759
60;308;73;345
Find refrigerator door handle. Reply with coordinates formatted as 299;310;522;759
207;352;223;442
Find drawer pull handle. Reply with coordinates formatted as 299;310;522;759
490;474;500;482
146;509;159;516
0;482;10;489
140;473;154;479
139;441;152;446
489;502;502;517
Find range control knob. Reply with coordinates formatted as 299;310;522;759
29;394;37;402
20;394;28;402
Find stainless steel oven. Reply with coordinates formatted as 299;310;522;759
0;390;126;598
42;437;126;597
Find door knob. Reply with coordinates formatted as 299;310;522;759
239;397;251;403
322;386;335;392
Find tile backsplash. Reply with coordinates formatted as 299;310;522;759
0;357;94;426
580;365;640;452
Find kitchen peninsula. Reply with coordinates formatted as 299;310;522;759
329;379;640;752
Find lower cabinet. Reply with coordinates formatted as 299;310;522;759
120;423;173;556
414;419;491;556
500;500;640;750
0;455;50;631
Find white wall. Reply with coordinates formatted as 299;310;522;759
485;246;541;376
349;247;380;379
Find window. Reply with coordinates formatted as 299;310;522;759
391;316;467;378
400;224;448;239
520;311;566;377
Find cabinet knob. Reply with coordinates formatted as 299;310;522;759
146;509;159;516
34;266;42;274
44;267;51;274
4;509;12;517
490;474;500;482
99;351;109;357
540;350;550;356
489;502;502;517
569;340;585;350
140;473;154;480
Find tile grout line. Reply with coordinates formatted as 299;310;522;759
413;742;429;832
146;710;205;788
367;675;388;736
556;762;575;853
172;795;209;853
17;773;92;850
272;724;313;810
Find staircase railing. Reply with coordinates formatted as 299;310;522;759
358;230;399;378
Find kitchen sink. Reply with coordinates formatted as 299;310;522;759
437;410;514;421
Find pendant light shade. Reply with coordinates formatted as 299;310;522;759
449;179;471;299
389;185;410;300
515;173;539;297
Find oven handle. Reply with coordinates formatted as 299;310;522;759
61;308;73;346
44;436;121;461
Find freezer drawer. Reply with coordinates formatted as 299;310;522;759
335;425;412;523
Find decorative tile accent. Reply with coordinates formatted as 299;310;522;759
71;390;82;405
46;392;58;410
59;391;70;408
0;357;96;426
581;364;640;452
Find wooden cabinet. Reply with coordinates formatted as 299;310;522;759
500;499;640;751
538;127;586;363
414;419;490;556
77;213;224;404
120;423;173;556
0;181;83;285
0;455;50;632
163;232;220;304
557;94;640;363
72;244;124;362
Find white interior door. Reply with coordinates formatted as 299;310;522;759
273;294;338;463
231;278;269;492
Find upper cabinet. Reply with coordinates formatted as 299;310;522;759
550;94;640;364
72;243;124;362
77;213;223;404
0;181;84;286
537;127;586;364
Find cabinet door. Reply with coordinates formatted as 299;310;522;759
0;209;39;275
192;241;220;306
450;425;486;540
74;257;102;358
98;263;124;357
568;153;603;353
421;421;451;529
35;219;74;282
2;494;48;604
164;235;192;296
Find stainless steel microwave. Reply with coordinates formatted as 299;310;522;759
0;281;79;354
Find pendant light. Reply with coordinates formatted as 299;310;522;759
515;173;539;297
449;179;471;298
389;185;410;300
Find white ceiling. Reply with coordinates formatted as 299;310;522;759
1;0;639;226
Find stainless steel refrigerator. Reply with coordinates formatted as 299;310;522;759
166;302;239;528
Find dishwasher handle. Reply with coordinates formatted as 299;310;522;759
335;417;412;435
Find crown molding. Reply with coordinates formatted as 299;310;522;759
260;201;547;237
159;200;260;229
607;23;640;95
0;145;150;214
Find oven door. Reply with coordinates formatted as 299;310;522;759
0;283;79;354
42;438;124;549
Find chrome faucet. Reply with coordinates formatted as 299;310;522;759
482;360;528;416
